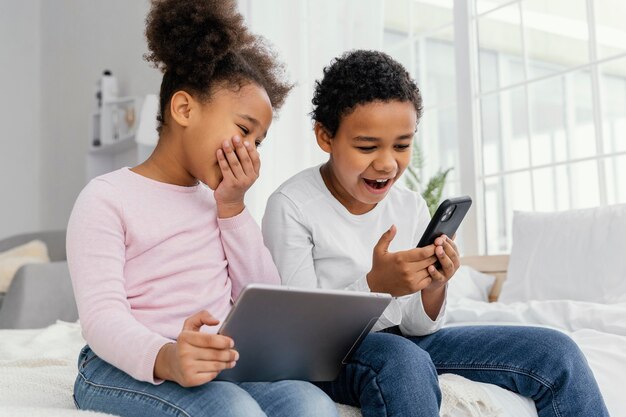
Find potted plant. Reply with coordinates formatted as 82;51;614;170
404;140;453;216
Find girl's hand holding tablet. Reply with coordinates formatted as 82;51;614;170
154;310;238;387
214;135;261;218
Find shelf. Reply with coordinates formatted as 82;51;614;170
102;96;136;105
92;97;135;116
89;133;136;155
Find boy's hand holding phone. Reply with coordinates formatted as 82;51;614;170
419;234;460;320
366;193;467;301
425;234;460;291
214;135;261;218
366;225;439;297
154;310;239;387
415;195;468;298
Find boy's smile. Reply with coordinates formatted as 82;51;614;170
316;100;418;215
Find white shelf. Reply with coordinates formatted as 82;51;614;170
89;133;136;155
86;94;156;182
102;96;136;105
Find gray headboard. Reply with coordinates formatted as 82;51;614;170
0;230;78;329
0;229;67;262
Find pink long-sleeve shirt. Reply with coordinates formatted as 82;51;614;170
66;167;280;383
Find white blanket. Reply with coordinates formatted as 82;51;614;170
446;298;626;417
0;321;111;416
0;321;509;417
9;300;617;417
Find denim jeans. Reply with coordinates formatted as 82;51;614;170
74;346;339;417
316;325;610;417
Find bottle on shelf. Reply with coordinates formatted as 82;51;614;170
87;93;157;182
95;69;118;108
92;69;134;147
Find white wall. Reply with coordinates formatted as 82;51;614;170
239;0;384;221
0;0;162;239
39;0;161;231
0;0;42;238
0;0;381;236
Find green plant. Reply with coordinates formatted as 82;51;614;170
404;140;453;216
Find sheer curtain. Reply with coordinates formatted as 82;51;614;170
238;0;385;221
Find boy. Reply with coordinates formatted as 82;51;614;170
262;50;609;417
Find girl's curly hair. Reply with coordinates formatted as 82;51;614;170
145;0;292;132
311;50;423;137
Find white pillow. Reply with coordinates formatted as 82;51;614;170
499;205;626;303
0;240;50;293
448;266;496;302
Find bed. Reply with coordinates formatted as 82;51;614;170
1;203;625;417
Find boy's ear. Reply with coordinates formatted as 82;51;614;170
169;91;195;128
314;122;333;153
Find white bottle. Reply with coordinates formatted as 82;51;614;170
97;70;120;145
100;70;118;104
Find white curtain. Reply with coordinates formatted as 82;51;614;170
238;0;385;222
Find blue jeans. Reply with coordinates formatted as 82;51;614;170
316;325;610;417
74;346;339;417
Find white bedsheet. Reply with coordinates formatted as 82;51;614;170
4;297;621;417
0;321;100;414
446;297;626;417
0;320;532;417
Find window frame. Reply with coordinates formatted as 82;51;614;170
385;0;626;255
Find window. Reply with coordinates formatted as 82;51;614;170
384;0;464;246
384;0;626;254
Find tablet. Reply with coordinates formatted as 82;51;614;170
215;284;392;382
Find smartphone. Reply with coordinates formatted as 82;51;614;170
416;196;472;248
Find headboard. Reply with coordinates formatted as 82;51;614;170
460;255;510;302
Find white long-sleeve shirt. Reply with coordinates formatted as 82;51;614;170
262;165;445;336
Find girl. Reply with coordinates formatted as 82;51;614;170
67;1;338;416
262;50;609;417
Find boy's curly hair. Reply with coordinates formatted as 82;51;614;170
145;0;292;132
311;50;423;137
